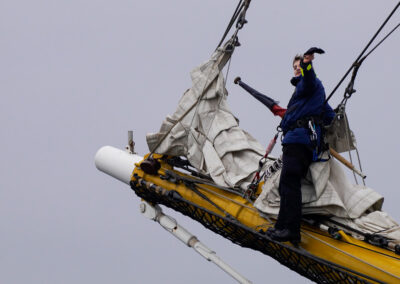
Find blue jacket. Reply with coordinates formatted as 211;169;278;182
280;61;335;147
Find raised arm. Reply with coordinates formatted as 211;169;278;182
297;47;325;95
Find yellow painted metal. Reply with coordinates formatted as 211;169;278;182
132;156;400;283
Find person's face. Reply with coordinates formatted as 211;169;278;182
293;60;301;77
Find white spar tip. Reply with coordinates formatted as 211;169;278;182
95;146;143;185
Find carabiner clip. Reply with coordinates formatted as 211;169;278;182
308;120;317;141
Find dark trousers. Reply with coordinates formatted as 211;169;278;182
275;144;313;233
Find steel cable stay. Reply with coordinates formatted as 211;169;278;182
216;0;244;49
325;1;400;104
216;0;252;50
338;20;400;108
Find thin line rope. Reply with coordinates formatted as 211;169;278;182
216;0;244;49
325;1;400;104
362;21;400;62
355;147;365;186
301;230;400;280
343;109;358;184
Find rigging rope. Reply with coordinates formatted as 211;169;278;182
325;1;400;104
342;109;364;185
361;22;400;62
337;21;400;108
216;0;244;49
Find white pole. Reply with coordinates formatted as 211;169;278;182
95;146;143;184
140;201;252;284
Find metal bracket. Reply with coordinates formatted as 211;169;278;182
126;130;136;154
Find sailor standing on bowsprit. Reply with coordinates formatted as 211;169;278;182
235;47;335;244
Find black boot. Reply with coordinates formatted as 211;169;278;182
266;222;285;237
266;227;276;237
268;228;301;245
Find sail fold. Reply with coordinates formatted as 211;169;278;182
254;156;384;218
146;46;265;188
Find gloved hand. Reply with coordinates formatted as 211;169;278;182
304;47;325;55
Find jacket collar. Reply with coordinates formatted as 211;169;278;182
290;75;301;86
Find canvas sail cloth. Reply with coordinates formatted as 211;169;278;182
254;157;384;218
254;156;400;243
146;46;265;188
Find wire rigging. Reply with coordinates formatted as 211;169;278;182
325;1;400;104
216;0;244;49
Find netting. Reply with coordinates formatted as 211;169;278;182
130;176;382;284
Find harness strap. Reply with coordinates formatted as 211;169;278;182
284;116;331;162
285;116;324;134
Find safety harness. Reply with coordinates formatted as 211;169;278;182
285;115;330;162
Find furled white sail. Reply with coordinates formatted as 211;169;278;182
146;45;265;188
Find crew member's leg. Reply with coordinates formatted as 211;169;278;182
269;143;312;242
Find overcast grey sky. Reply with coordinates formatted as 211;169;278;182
1;1;400;283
